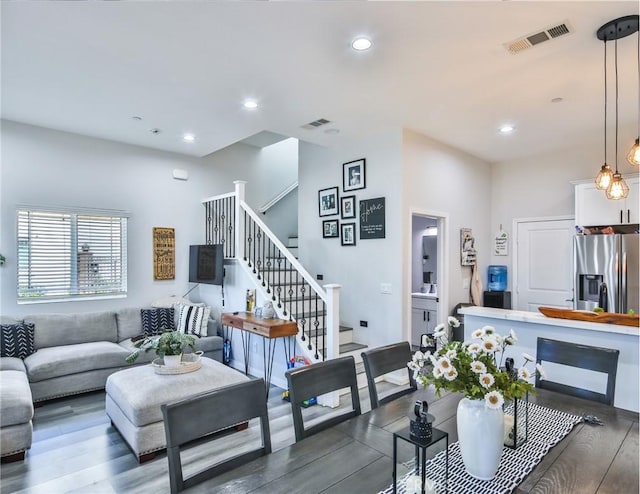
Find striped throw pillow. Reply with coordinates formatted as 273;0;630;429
176;304;208;337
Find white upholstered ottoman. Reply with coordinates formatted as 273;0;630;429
105;357;249;462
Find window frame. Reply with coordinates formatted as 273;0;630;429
16;206;129;304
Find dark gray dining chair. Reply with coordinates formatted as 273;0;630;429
285;355;361;442
161;378;271;494
535;337;619;406
361;341;417;410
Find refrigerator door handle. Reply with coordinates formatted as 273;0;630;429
621;251;627;314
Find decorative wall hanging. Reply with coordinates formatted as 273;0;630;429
341;223;356;246
341;195;356;219
343;158;366;192
153;227;175;280
460;228;476;266
359;197;385;239
318;186;339;217
494;226;509;256
323;219;339;238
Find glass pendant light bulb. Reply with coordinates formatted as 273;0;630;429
595;163;614;189
627;138;640;165
606;172;630;199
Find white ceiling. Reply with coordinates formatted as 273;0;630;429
2;1;639;163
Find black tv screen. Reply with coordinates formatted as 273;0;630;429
189;244;224;285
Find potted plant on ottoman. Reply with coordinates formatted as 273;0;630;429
126;330;196;367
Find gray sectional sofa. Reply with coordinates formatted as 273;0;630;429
0;307;223;461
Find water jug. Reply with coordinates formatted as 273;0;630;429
487;265;507;291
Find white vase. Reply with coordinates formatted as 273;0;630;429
163;354;182;368
456;397;504;480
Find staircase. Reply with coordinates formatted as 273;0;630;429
203;181;368;370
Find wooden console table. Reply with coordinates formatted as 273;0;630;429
221;312;298;397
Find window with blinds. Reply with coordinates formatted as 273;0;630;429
17;208;128;302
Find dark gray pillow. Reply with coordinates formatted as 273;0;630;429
0;323;36;359
140;308;175;336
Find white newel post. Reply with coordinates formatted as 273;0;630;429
320;283;341;407
234;180;246;260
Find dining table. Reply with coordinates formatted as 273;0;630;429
192;386;639;494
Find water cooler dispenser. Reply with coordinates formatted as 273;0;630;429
484;265;511;309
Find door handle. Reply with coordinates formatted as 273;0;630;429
427;312;430;322
423;312;426;322
628;209;630;223
620;210;623;224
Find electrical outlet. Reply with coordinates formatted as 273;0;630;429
380;283;392;294
360;320;368;327
317;274;324;280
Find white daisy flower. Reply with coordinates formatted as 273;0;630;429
522;352;535;363
433;366;443;379
443;367;458;381
434;323;445;333
448;316;461;328
479;373;495;388
413;350;424;361
482;325;495;336
471;328;484;339
433;330;447;339
407;361;420;372
481;337;499;353
493;334;503;346
467;343;481;355
470;361;486;374
445;349;457;360
485;390;504;409
509;329;518;342
428;354;438;366
536;363;546;380
518;367;532;380
437;356;452;371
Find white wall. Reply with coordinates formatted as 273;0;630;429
0;121;297;318
402;129;493;328
298;130;404;348
489;124;639;284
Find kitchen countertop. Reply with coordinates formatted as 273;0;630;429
411;292;438;299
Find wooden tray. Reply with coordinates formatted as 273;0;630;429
152;351;203;375
538;307;639;328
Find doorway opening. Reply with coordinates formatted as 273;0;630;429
409;211;448;348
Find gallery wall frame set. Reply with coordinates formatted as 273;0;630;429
341;223;356;246
323;219;339;238
341;195;356;219
343;159;366;192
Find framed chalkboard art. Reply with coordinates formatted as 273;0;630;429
359;197;385;239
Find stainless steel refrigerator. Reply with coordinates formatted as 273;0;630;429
574;234;639;314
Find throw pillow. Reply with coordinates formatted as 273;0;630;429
174;302;211;336
0;323;36;359
176;304;207;337
140;308;175;337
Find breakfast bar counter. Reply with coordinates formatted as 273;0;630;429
459;306;639;412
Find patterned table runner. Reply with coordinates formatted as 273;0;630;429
381;402;583;494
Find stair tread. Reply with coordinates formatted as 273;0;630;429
340;342;368;353
339;325;352;332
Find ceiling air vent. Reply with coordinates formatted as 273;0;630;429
301;118;331;130
504;20;573;54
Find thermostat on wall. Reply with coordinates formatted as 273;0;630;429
173;169;189;181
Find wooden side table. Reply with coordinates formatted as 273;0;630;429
221;312;297;397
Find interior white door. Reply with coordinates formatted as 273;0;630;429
515;218;575;311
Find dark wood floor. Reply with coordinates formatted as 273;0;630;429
0;379;396;494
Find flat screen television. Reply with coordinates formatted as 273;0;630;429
189;244;224;285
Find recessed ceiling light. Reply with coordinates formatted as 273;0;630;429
351;37;372;51
183;133;195;142
149;128;161;135
243;100;258;109
499;125;515;134
131;115;143;121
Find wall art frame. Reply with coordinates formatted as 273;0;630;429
343;158;366;192
341;222;356;246
323;219;339;238
341;195;356;219
318;186;339;217
153;227;175;280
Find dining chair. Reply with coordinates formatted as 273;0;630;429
285;355;361;442
161;378;271;494
361;341;417;410
535;337;619;406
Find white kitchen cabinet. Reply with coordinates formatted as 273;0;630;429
411;296;438;347
575;176;639;227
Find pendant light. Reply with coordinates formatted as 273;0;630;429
606;36;629;200
597;16;638;200
628;25;640;166
595;39;613;190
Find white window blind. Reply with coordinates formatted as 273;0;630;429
17;208;128;302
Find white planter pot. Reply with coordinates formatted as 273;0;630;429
163;354;182;368
456;398;504;480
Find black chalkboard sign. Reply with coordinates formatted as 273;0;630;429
359;197;385;239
